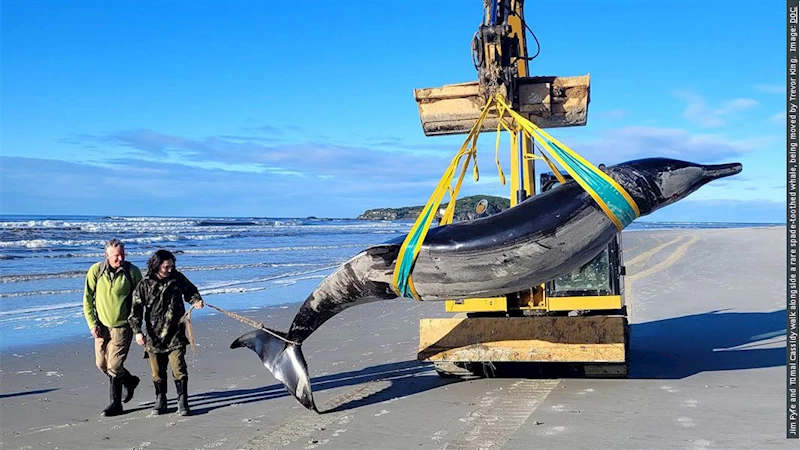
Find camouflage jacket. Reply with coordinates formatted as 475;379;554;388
129;271;203;353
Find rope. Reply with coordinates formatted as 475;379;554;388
180;302;300;348
183;306;199;358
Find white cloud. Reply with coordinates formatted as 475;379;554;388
756;84;785;95
5;154;781;221
69;129;457;184
565;126;762;165
674;90;759;128
0;155;455;217
769;112;785;125
47;123;779;217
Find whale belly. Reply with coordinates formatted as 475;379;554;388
410;206;617;301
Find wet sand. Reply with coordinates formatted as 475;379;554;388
0;227;792;450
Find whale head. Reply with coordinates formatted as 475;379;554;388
605;157;743;216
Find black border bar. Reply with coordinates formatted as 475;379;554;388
789;0;799;440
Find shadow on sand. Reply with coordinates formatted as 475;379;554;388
152;310;786;415
158;360;449;415
628;308;786;379
0;388;59;400
451;309;787;380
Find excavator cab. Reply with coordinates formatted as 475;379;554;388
415;0;629;379
418;171;630;379
540;173;626;303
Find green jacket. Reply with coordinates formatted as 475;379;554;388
83;260;143;329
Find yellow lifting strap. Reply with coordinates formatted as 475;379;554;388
391;94;640;300
390;98;494;300
492;94;640;230
527;149;568;185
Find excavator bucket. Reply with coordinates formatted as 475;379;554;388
414;74;590;136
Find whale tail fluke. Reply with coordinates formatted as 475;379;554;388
230;329;317;413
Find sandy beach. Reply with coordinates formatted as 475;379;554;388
0;227;791;450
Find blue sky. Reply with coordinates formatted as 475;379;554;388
1;1;786;222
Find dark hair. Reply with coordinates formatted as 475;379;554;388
146;249;176;279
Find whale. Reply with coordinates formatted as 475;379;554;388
230;157;742;412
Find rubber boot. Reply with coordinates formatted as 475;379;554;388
101;375;124;417
122;371;140;404
175;378;190;416
152;379;168;415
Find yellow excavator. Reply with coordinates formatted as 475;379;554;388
413;0;629;378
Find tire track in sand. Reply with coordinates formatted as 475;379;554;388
624;236;681;270
436;379;559;450
242;380;393;450
627;236;698;283
624;235;698;322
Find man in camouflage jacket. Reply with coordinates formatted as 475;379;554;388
129;249;204;416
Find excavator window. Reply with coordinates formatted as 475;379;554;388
540;172;623;298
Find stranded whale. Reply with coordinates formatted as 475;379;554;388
231;157;743;412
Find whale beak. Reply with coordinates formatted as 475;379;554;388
701;162;743;181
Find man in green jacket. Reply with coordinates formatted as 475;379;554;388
83;239;143;417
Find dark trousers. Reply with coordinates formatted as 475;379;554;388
147;346;187;382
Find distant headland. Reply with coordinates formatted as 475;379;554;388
356;195;510;221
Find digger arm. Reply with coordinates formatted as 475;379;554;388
414;0;590;137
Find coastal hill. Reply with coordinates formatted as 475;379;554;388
357;195;510;221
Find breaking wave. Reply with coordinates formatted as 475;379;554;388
0;262;327;284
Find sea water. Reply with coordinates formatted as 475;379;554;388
0;215;782;350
